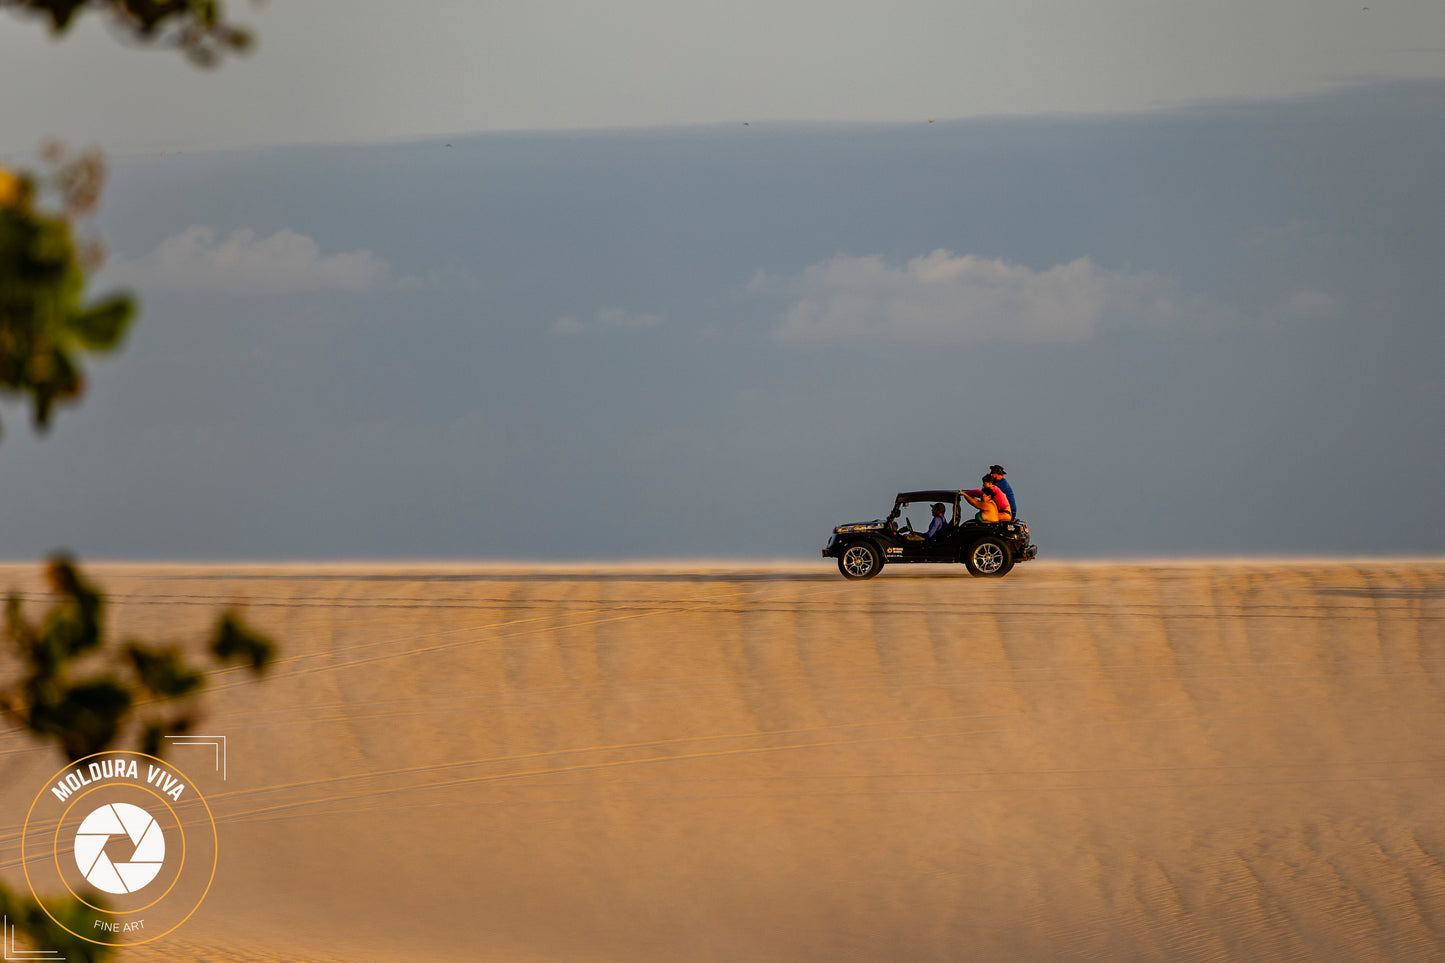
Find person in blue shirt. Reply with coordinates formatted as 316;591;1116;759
988;465;1017;517
902;502;949;539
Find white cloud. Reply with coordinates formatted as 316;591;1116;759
111;226;386;295
1284;289;1342;319
394;262;483;291
761;250;1212;346
551;307;666;334
597;307;665;329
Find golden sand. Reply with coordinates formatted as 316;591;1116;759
3;560;1443;961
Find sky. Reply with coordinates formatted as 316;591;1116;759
1;1;1443;560
5;0;1445;151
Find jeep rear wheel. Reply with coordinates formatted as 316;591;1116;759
964;538;1013;577
838;542;883;580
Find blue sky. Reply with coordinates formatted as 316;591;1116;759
0;4;1442;559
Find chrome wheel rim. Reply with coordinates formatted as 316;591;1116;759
842;546;875;577
973;543;1004;573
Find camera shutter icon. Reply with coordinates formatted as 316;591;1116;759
74;803;166;894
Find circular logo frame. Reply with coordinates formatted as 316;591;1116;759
22;750;218;948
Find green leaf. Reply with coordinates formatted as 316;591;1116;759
37;1;89;33
138;720;165;757
5;592;36;654
125;642;206;698
68;295;134;351
0;883;115;962
29;677;132;761
211;612;276;673
39;555;103;657
139;714;196;757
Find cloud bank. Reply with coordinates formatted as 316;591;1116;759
552;307;667;334
759;250;1201;346
1284;289;1343;320
112;227;387;295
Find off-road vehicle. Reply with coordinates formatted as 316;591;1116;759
822;490;1037;580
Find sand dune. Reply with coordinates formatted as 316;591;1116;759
3;560;1444;961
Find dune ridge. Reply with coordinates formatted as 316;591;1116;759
2;560;1443;961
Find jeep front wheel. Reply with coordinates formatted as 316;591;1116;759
964;538;1013;577
838;542;883;580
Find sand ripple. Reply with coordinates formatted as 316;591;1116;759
2;560;1443;961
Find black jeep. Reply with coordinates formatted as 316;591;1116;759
822;490;1038;580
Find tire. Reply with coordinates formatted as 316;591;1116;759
964;537;1013;577
838;542;883;580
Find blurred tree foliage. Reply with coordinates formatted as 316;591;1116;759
0;0;253;66
1;554;274;761
0;142;134;438
1;4;271;959
0;886;113;963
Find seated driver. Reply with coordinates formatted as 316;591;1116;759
926;502;948;538
905;502;948;539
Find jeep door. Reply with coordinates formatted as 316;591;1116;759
923;496;969;562
894;502;951;561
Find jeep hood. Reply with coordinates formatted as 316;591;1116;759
833;520;886;535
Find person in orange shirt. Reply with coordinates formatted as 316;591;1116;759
962;477;1012;523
